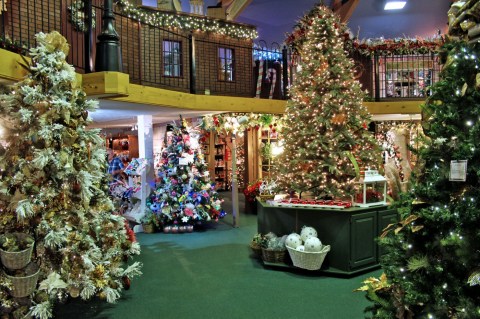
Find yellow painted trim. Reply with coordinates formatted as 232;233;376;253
0;49;422;116
0;48;30;82
82;72;129;97
109;83;287;113
364;100;422;114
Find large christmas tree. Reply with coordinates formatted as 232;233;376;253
277;5;380;198
363;41;480;318
150;117;225;228
0;32;141;318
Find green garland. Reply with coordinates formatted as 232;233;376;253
115;0;258;40
68;0;96;33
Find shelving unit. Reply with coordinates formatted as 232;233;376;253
213;134;231;191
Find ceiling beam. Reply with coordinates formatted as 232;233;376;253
332;0;359;23
226;0;252;20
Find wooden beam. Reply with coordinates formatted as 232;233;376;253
226;0;252;20
332;0;359;23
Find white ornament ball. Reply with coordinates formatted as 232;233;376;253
300;226;318;242
286;233;302;249
296;245;305;252
304;237;323;252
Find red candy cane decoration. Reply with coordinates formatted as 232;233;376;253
255;59;264;98
268;68;276;99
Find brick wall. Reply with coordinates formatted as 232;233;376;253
1;1;254;97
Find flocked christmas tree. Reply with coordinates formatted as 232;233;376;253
361;41;480;318
149;117;225;229
0;32;141;318
277;5;380;198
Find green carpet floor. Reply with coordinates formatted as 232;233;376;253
55;194;380;318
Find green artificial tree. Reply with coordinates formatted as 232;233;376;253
0;32;141;318
150;117;225;229
363;41;480;318
277;4;380;198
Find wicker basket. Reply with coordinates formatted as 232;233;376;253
5;263;40;298
259;194;275;202
0;233;35;270
261;247;287;263
249;242;263;259
286;245;331;270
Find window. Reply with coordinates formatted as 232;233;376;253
218;47;234;81
163;40;182;77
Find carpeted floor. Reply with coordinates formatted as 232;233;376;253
55;192;380;319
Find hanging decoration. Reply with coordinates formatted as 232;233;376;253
68;0;96;33
201;113;283;135
115;0;258;40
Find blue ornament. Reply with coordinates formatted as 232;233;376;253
150;202;161;212
219;210;227;218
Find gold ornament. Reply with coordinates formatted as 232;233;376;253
69;286;80;298
331;113;346;125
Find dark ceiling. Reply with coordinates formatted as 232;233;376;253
236;0;452;46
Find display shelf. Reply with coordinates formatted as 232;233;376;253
212;134;231;191
257;200;398;276
261;260;380;276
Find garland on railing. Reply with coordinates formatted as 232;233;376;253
344;37;444;57
68;0;96;33
284;5;443;57
115;0;258;40
0;36;28;55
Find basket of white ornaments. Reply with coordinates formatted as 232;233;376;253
285;226;330;271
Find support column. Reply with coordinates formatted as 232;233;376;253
137;115;155;215
231;133;240;227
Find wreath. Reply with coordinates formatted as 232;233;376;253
68;1;96;33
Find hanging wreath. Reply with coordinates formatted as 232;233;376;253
68;1;96;33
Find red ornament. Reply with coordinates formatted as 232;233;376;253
362;122;367;129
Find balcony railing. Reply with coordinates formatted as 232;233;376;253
0;0;441;102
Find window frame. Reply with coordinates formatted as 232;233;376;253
162;39;183;78
218;47;235;82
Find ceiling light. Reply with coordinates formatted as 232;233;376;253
384;1;406;10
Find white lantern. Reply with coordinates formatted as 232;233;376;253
353;169;387;207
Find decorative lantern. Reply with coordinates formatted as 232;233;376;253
353;169;387;207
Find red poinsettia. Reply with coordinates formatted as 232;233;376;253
243;180;262;202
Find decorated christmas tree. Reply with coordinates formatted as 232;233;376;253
149;117;225;229
0;32;141;318
361;41;480;317
277;5;380;198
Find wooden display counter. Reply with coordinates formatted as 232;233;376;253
257;200;397;276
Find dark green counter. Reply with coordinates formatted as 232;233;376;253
257;200;397;275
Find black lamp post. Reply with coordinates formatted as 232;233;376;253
95;0;123;72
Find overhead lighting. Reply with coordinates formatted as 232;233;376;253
384;1;406;10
